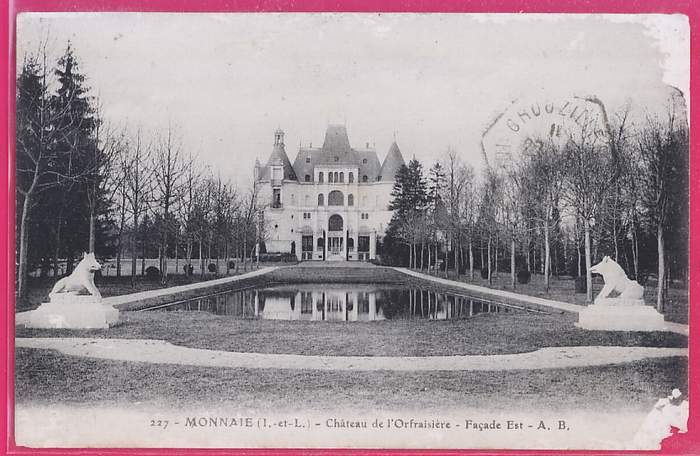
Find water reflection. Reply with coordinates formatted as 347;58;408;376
160;284;515;322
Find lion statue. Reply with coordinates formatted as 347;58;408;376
49;252;103;299
589;255;644;304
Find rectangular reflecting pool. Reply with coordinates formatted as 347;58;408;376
151;283;530;321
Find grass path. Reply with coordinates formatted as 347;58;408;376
16;337;688;371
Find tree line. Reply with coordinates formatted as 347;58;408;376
15;42;265;301
382;98;688;311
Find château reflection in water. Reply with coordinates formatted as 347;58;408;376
162;284;515;321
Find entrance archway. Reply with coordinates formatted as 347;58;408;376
328;214;343;232
327;214;345;260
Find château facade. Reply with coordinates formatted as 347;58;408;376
255;125;405;261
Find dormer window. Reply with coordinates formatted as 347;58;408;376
362;175;368;182
334;156;339;162
362;158;368;164
306;156;311;163
305;174;311;182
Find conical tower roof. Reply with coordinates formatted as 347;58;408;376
379;141;405;181
260;132;297;181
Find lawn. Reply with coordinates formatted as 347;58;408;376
15;347;686;414
419;269;689;324
15;310;687;356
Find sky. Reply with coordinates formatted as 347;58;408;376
16;13;689;186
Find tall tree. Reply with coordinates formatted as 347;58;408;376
637;101;689;311
387;159;428;267
16;49;57;299
521;138;566;292
562;99;620;302
153;124;186;283
49;43;99;273
123;131;153;286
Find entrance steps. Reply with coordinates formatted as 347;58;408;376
269;265;405;284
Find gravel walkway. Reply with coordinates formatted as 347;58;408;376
16;337;687;371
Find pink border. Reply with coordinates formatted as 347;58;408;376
2;1;698;454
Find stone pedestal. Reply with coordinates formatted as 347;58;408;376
26;294;119;329
577;298;666;331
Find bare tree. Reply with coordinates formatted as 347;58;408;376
637;101;688;311
177;154;202;276
563;126;618;302
153;124;186;283
123;130;154;286
85;101;121;253
521;138;566;292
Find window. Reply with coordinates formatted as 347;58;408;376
333;172;339;182
305;174;311;182
319;172;324;183
348;194;354;206
361;213;369;220
334;156;339;162
362;158;368;164
339;172;344;183
317;194;324;206
362;175;368;182
306;156;311;163
377;175;382;181
349;172;354;183
317;237;325;251
328;190;344;206
272;189;282;208
348;238;355;251
329;173;334;183
328;214;343;231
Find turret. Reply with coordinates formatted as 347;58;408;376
378;141;405;181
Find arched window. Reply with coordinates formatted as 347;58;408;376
317;237;325;250
318;172;324;183
318;193;324;206
305;174;311;182
348;172;354;183
348;194;354;206
362;175;368;182
339;172;344;183
328;214;343;231
328;190;344;206
330;173;335;183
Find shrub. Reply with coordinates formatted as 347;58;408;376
207;263;217;273
575;276;587;293
517;270;531;284
145;266;161;281
480;268;489;279
281;253;297;263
